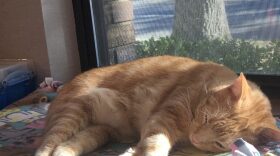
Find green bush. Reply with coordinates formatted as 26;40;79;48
135;37;280;74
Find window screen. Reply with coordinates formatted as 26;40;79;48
91;0;280;75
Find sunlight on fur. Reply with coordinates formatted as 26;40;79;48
35;56;280;156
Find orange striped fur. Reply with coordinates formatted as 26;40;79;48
35;56;279;156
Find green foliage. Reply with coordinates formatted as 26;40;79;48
135;37;280;74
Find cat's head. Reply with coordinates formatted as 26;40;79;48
189;73;280;152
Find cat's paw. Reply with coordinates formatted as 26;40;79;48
53;146;78;156
119;146;169;156
35;147;53;156
119;147;136;156
35;151;51;156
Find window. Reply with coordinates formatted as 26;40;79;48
72;0;280;99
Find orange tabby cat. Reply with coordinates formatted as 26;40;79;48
35;56;280;156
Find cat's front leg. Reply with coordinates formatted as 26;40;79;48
126;111;183;156
134;133;171;156
120;133;172;156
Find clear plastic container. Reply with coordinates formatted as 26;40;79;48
0;59;36;109
0;59;33;82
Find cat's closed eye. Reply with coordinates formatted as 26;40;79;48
215;141;225;149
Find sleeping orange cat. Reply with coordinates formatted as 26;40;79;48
35;56;280;156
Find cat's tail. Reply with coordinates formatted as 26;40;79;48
35;99;90;156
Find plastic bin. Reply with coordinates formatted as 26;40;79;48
0;59;36;109
0;59;32;81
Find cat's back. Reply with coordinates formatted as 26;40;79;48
64;55;235;96
53;56;202;101
75;56;198;89
89;55;198;77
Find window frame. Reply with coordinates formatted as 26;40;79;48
246;74;280;99
72;0;280;99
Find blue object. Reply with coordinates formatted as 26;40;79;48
0;70;36;109
43;92;57;102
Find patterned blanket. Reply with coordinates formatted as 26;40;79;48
0;103;279;156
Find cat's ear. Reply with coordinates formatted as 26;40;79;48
257;127;280;145
228;73;250;101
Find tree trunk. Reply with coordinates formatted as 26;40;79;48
172;0;232;41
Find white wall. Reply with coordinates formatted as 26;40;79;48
41;0;81;82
